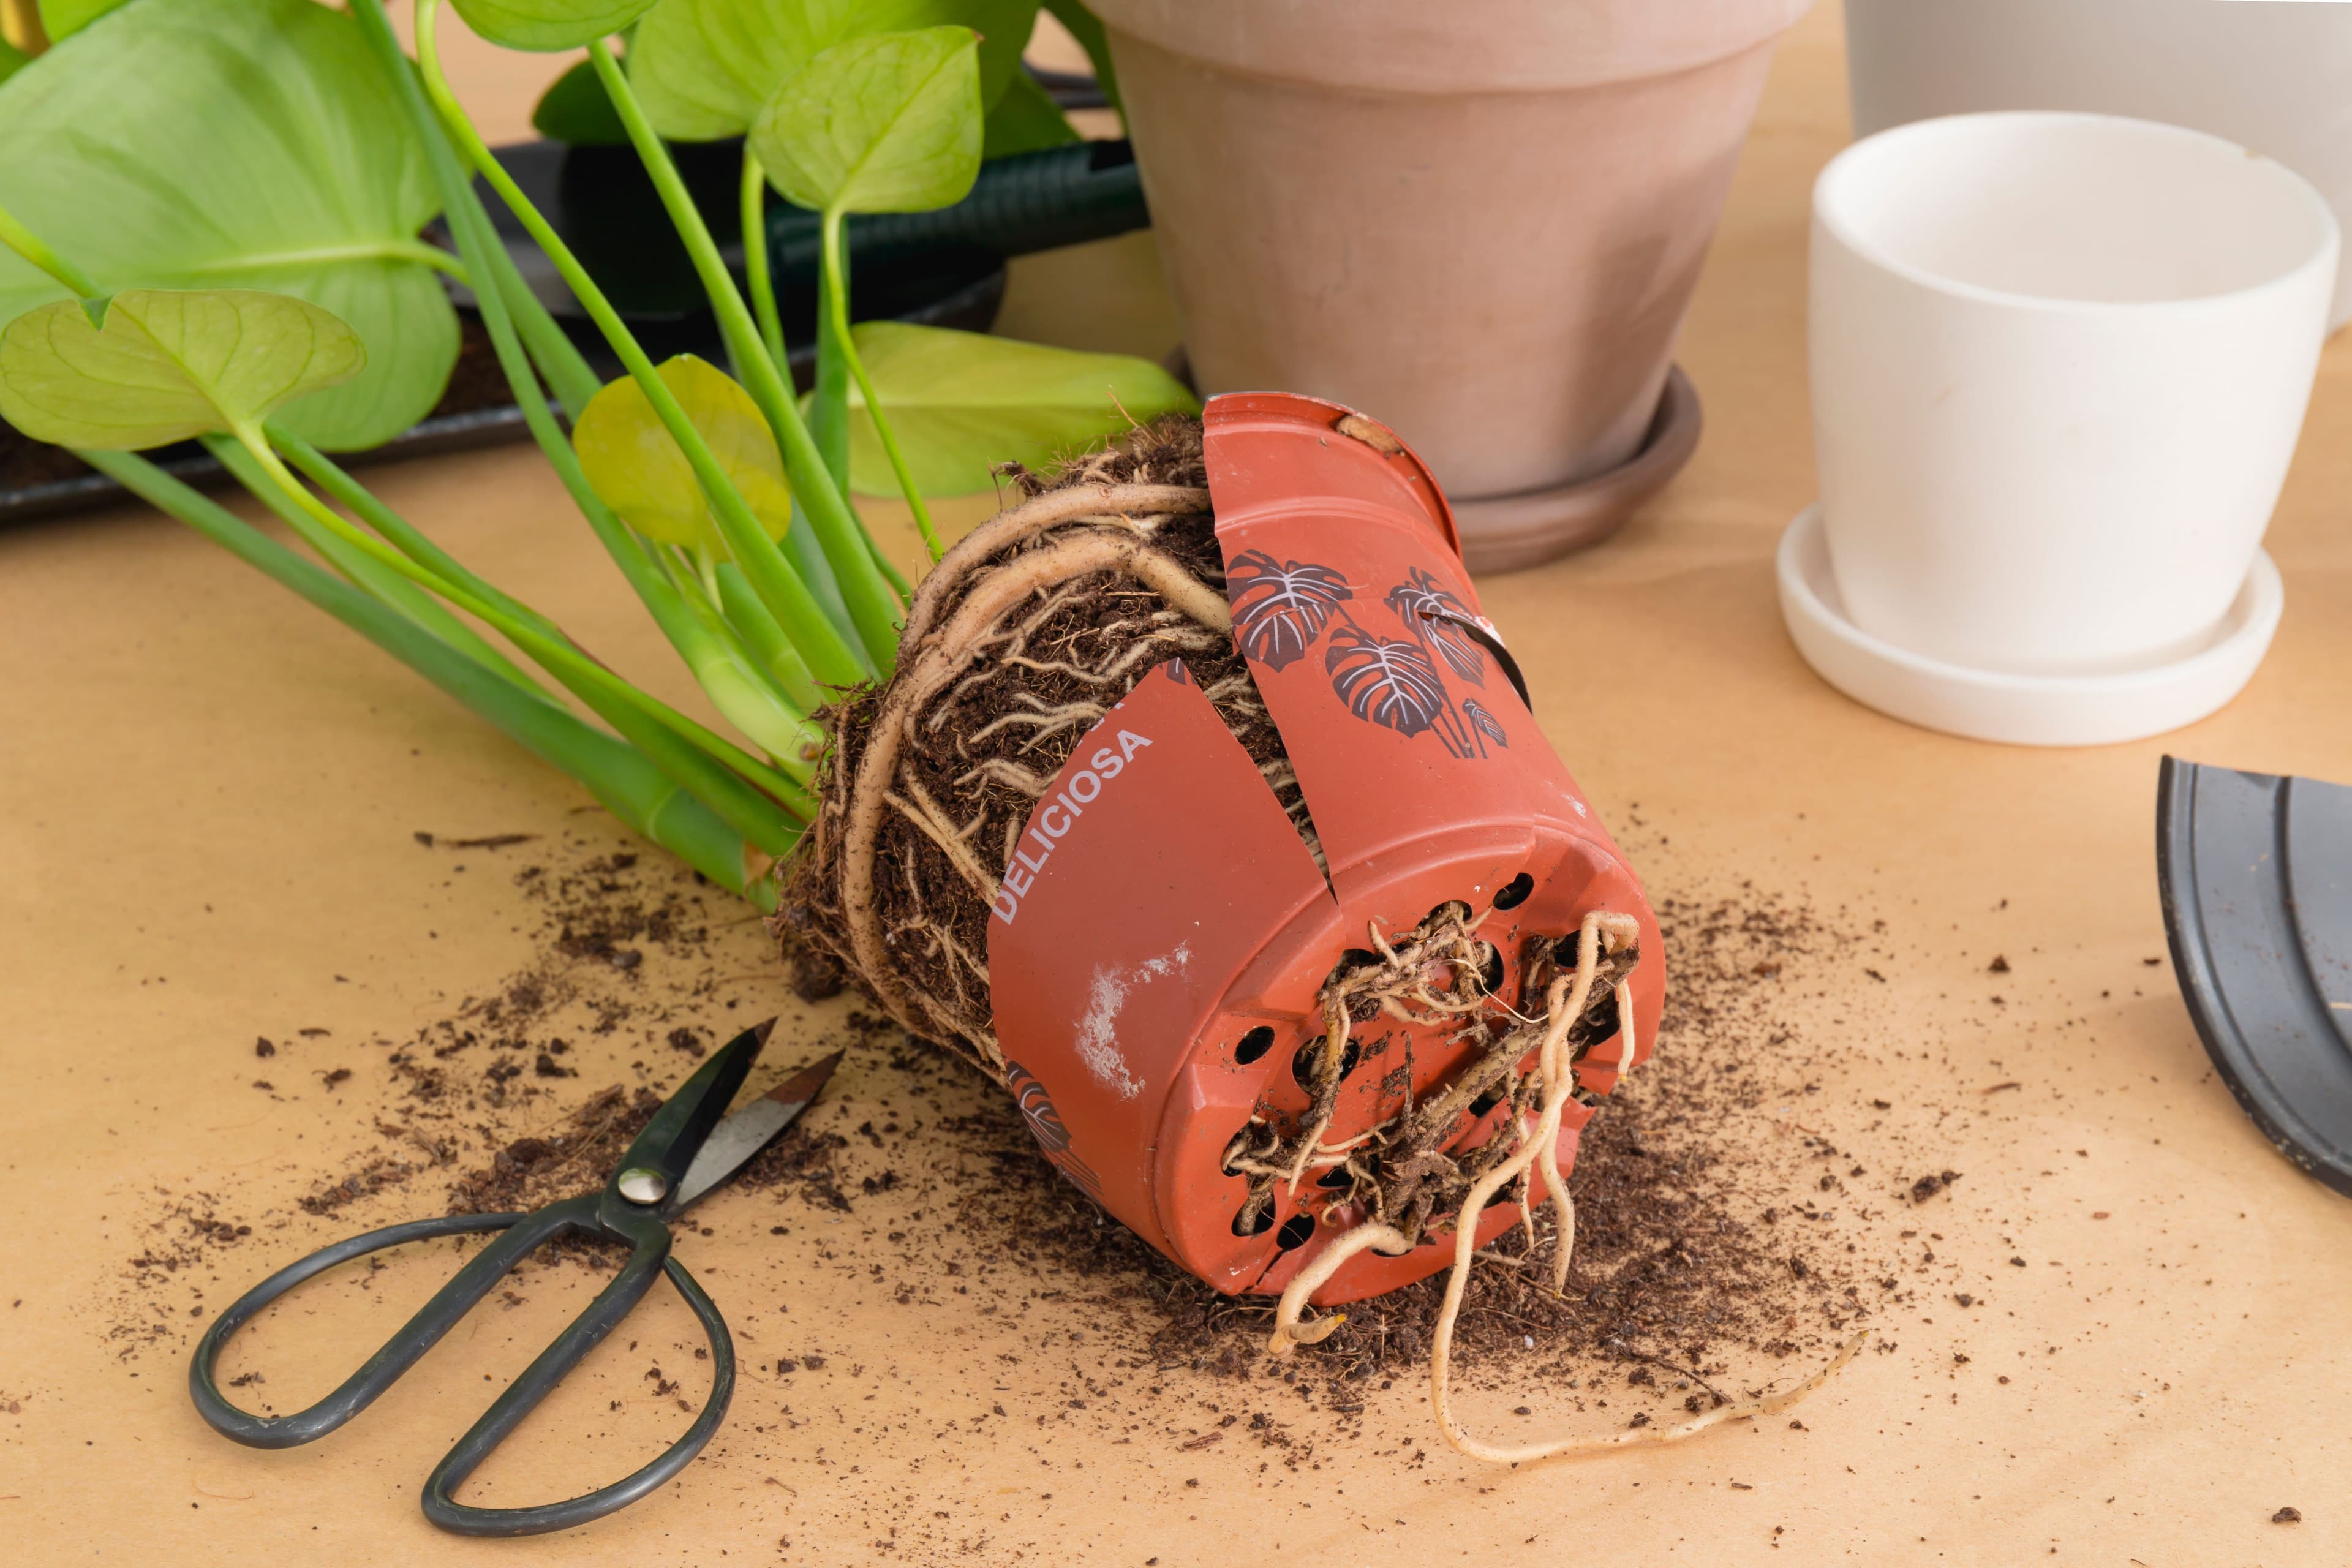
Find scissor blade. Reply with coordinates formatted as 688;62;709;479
608;1020;772;1206
673;1050;844;1211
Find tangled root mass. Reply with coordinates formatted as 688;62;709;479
784;420;1858;1459
786;417;1304;1080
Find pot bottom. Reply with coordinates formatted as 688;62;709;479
1452;366;1703;575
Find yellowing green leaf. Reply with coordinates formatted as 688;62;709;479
631;0;1036;143
752;28;982;216
0;0;456;451
573;356;792;552
839;322;1197;496
0;288;364;449
448;0;657;53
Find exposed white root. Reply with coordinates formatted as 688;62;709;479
1265;1223;1416;1352
957;758;1057;797
897;482;1210;648
1266;908;1858;1463
885;776;998;899
837;530;1234;1067
1280;993;1353;1196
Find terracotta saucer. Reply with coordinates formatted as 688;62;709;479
1450;365;1703;575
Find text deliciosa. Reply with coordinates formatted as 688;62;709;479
989;729;1155;927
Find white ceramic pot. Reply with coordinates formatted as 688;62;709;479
1845;0;2352;331
1809;112;2335;678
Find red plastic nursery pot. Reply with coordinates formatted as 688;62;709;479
984;393;1664;1305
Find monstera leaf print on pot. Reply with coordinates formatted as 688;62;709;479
1385;565;1485;685
1227;549;1351;671
1324;623;1449;740
1461;697;1509;756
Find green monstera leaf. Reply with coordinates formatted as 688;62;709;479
0;0;455;451
532;56;630;145
838;322;1197;496
0;288;364;450
449;0;657;53
753;28;983;217
980;67;1079;159
630;0;1035;142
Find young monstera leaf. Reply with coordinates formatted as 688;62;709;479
630;0;1036;142
0;288;363;450
0;0;455;451
837;321;1197;496
573;355;793;554
753;27;983;217
449;0;657;53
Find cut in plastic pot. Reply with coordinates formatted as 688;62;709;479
986;393;1662;1303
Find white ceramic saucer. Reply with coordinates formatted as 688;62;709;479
1776;505;2283;746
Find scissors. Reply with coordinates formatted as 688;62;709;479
189;1022;841;1536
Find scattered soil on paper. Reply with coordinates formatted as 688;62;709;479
102;824;1992;1563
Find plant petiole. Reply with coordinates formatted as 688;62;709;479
0;194;102;303
739;148;788;374
412;0;869;691
586;39;904;673
82;446;782;907
824;206;944;563
229;422;814;838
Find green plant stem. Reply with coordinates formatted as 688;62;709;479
83;446;780;907
204;434;545;698
347;3;831;790
824;207;943;563
290;423;824;788
717;157;859;655
0;194;100;298
348;0;602;425
228;422;812;843
587;41;904;673
809;219;851;497
412;0;868;692
713;560;821;708
739;148;787;373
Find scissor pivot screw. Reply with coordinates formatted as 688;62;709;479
617;1167;669;1205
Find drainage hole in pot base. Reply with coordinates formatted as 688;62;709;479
1275;1213;1317;1251
1292;1035;1362;1088
1316;1164;1359;1190
1232;1196;1276;1238
1493;872;1534;911
1232;1025;1276;1065
1467;1088;1504;1119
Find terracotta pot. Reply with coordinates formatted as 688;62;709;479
1845;0;2352;333
986;393;1662;1303
1088;0;1811;571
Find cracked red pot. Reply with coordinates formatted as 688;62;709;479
986;392;1663;1303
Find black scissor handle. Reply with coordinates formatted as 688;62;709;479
424;1219;735;1536
189;1197;737;1535
189;1202;571;1448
